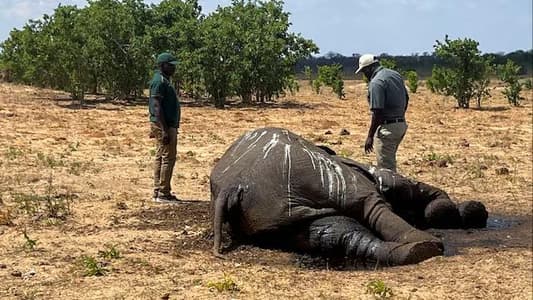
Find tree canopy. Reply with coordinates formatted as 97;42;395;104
0;0;318;107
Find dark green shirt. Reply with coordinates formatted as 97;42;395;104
149;70;180;128
367;66;409;119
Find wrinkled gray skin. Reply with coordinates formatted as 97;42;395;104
210;127;487;266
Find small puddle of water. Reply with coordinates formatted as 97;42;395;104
485;215;521;230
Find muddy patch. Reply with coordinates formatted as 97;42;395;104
430;214;532;256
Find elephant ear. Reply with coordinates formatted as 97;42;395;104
457;201;488;229
316;145;336;155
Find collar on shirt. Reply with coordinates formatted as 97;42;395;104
157;70;171;84
370;66;384;81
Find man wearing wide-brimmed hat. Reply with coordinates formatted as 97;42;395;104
356;54;409;172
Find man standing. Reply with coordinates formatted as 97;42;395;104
149;52;181;203
356;54;409;172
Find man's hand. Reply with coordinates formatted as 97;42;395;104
161;130;170;145
364;136;374;154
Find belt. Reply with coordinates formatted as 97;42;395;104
382;118;405;125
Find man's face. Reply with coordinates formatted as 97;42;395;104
362;66;373;81
161;62;176;76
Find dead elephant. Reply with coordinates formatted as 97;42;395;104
210;127;488;266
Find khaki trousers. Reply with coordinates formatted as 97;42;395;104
152;124;178;195
374;122;407;172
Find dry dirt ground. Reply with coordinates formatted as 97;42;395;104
0;80;531;299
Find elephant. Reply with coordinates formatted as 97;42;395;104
210;127;488;266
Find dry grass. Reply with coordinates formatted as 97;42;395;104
0;81;531;299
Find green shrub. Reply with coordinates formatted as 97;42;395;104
366;279;393;299
81;255;108;276
207;274;240;292
98;245;121;260
428;35;493;108
23;230;37;251
405;70;418;93
497;59;524;106
316;64;345;99
523;78;532;90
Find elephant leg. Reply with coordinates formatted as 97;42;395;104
299;216;442;266
363;192;443;248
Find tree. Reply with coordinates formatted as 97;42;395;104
419;35;491;108
0;0;318;107
199;5;237;108
379;58;397;70
497;59;523;106
199;0;317;107
148;0;203;98
78;0;153;98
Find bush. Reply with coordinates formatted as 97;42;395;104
304;66;313;86
523;78;532;90
428;35;493;108
405;70;418;93
207;274;240;292
498;59;524;106
315;64;345;99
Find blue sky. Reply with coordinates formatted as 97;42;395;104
0;0;531;56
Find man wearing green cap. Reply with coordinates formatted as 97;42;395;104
149;52;181;203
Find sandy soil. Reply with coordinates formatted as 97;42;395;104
0;81;531;299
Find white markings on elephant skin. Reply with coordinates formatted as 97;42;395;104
223;129;352;215
284;144;292;216
263;133;280;159
302;146;347;206
223;130;267;173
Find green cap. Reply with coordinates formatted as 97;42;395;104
156;52;178;65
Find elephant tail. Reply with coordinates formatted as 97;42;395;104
213;190;227;257
212;185;241;258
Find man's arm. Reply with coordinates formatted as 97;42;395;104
365;81;386;154
153;95;169;144
365;110;384;154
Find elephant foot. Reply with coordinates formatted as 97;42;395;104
458;201;488;228
424;198;461;228
395;228;443;250
378;241;443;266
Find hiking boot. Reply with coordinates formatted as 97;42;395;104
154;193;182;204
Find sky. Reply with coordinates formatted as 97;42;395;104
0;0;531;56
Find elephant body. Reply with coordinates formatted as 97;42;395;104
210;127;487;266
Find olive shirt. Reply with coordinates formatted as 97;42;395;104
149;70;180;128
367;66;409;120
